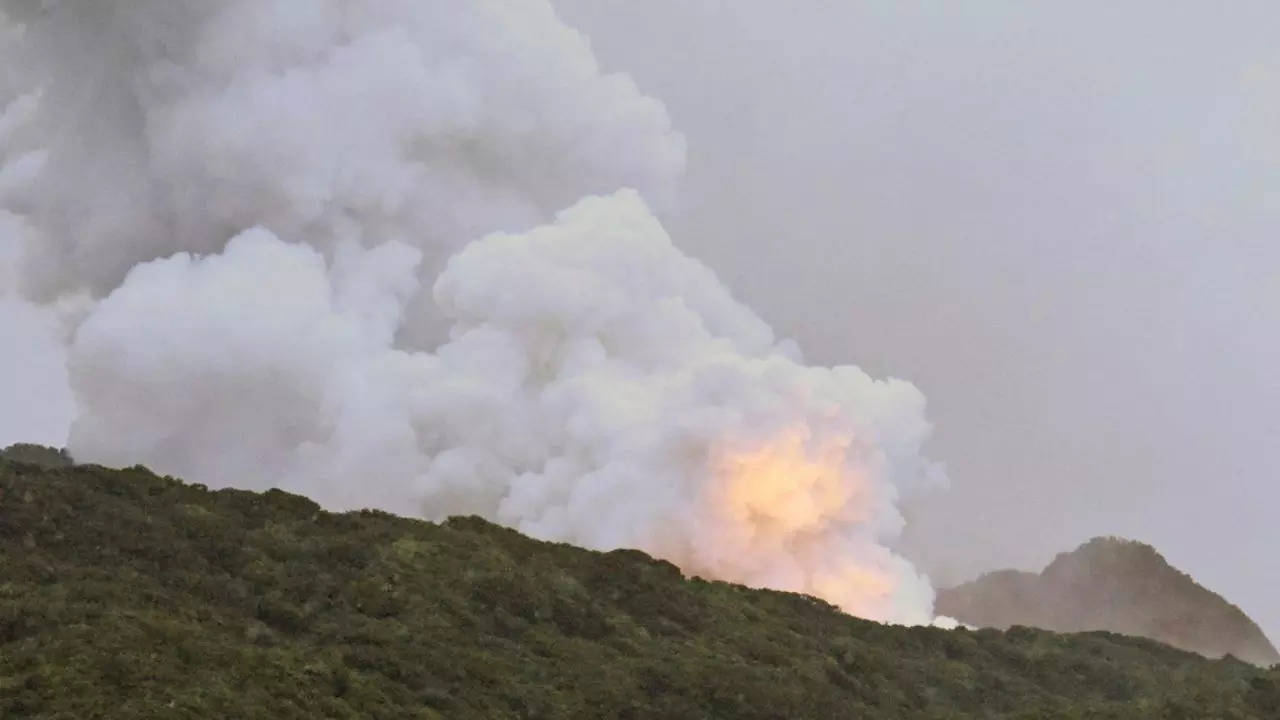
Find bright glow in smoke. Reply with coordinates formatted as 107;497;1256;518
0;1;944;625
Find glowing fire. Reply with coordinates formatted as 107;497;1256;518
714;432;857;536
664;427;927;624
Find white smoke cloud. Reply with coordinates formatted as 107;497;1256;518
0;292;76;447
0;208;76;446
69;191;941;624
2;1;944;625
68;229;423;497
3;0;683;310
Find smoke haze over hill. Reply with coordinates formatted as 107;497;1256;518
0;1;943;625
2;1;1277;638
551;0;1280;644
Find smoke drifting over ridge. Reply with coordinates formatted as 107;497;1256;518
0;1;943;624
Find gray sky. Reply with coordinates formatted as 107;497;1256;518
552;0;1280;642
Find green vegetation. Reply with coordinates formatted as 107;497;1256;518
937;537;1280;667
0;443;73;469
2;454;1277;718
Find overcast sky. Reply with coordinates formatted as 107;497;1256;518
552;0;1280;642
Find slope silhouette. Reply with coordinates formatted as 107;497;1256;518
937;537;1280;667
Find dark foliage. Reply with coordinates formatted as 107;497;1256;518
0;444;72;469
1;456;1276;718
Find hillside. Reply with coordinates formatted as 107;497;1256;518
937;537;1280;667
0;444;72;469
1;453;1277;718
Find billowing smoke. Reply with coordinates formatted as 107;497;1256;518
3;0;683;328
1;1;943;625
0;202;77;446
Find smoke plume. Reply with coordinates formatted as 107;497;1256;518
1;1;943;625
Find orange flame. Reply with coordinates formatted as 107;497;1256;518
678;428;921;624
714;431;856;536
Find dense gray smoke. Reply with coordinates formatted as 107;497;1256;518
0;1;944;624
5;0;684;299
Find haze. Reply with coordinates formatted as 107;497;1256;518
552;0;1280;642
1;0;1275;645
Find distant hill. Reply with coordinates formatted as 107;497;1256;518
2;452;1277;718
937;537;1280;667
0;443;72;469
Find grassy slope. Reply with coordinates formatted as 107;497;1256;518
1;458;1277;719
